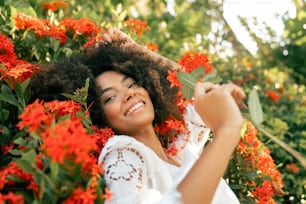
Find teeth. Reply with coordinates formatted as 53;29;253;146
126;102;144;116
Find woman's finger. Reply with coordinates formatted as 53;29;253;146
194;82;218;98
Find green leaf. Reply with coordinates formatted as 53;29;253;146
190;67;205;80
8;149;22;156
247;88;263;126
50;161;59;182
181;85;194;100
202;71;223;84
177;72;197;89
15;159;33;173
0;108;9;121
0;92;21;109
21;78;30;93
21;149;37;163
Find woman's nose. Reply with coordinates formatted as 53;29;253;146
123;88;135;101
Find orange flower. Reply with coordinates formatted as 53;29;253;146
64;187;97;204
17;100;53;133
124;18;151;36
0;33;18;64
146;42;159;51
60;17;101;37
0;162;36;192
14;13;67;44
45;100;82;118
167;70;182;88
40;118;97;165
41;1;68;12
267;90;281;102
102;188;113;201
178;51;213;73
0;192;24;204
285;162;299;173
93;126;114;150
251;180;276;204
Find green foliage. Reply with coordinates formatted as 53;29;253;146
0;0;305;203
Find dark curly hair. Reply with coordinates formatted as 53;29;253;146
29;38;182;129
73;38;183;127
28;59;102;118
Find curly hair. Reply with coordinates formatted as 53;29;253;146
28;59;102;120
74;38;183;127
29;38;182;129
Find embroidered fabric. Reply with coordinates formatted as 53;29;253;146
98;104;240;204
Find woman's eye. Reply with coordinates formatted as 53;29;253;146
128;82;138;88
103;95;116;104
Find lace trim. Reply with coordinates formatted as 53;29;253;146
102;147;145;190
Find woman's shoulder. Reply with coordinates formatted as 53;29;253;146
98;135;152;164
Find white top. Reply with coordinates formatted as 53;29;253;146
98;104;240;204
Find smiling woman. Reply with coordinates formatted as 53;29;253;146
28;29;246;204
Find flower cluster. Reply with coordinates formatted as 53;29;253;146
41;1;68;12
0;33;40;89
124;18;151;36
0;98;114;203
14;13;101;46
167;52;284;203
235;122;284;203
266;90;281;102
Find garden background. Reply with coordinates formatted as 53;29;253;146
0;0;305;203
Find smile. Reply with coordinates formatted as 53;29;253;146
125;102;144;116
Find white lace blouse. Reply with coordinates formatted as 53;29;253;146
98;104;240;204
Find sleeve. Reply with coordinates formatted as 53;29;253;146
175;104;211;159
99;137;183;204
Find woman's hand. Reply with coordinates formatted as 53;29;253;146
101;28;135;44
193;82;246;140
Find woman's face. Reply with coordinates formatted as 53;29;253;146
96;71;155;136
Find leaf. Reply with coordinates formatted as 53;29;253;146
247;88;263;126
181;85;194;100
202;70;223;84
8;149;22;156
177;72;197;89
21;149;37;163
50;162;59;182
190;67;205;80
0;92;23;110
15;159;33;174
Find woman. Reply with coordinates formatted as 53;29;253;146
30;30;245;204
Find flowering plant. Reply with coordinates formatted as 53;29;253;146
0;1;305;203
167;51;287;203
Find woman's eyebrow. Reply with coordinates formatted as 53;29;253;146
99;75;130;97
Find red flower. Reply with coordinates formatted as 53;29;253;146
0;33;18;64
267;90;281;102
60;17;101;37
64;187;97;204
102;188;113;201
14;13;67;44
17;100;53;133
93;126;114;150
0;192;24;204
124;18;151;36
45;100;82;118
0;162;36;192
178;51;213;73
167;70;182;88
40;118;97;165
41;1;68;12
146;42;159;51
285;162;299;174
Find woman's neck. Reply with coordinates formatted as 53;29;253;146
133;126;180;167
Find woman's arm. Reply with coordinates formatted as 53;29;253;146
177;82;245;204
99;29;180;71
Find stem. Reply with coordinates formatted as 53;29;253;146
256;124;306;169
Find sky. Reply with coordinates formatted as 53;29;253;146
223;0;296;54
